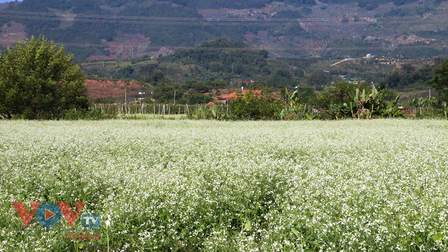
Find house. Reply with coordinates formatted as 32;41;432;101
129;90;153;102
137;90;150;95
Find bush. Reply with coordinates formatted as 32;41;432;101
229;90;283;120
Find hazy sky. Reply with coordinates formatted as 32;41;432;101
0;0;20;3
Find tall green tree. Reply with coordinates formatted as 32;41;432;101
429;58;448;102
0;35;88;119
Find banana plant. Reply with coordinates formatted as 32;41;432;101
328;104;340;120
329;103;351;120
281;87;305;118
278;108;287;120
417;97;424;115
368;87;380;118
286;87;302;112
353;88;368;119
380;95;401;117
352;86;400;119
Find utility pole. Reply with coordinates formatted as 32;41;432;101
174;90;176;105
429;87;431;98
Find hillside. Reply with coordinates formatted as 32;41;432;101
80;38;447;105
0;0;447;61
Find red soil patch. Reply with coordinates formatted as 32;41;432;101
85;79;145;98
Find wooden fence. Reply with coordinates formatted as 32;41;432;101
91;103;320;117
399;107;444;117
92;103;229;115
94;103;445;118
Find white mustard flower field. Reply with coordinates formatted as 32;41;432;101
1;119;448;251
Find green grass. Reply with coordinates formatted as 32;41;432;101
1;119;448;251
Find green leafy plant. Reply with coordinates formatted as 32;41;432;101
0;35;88;120
229;90;283;120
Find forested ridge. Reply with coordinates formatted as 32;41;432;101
1;0;448;61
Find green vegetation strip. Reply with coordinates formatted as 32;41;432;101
1;120;448;251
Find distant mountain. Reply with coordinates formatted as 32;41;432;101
0;0;448;61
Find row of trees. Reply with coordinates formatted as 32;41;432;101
191;81;448;120
192;82;403;120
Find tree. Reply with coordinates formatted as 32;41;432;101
0;35;88;119
316;81;370;108
307;70;333;90
229;90;283;120
429;58;448;102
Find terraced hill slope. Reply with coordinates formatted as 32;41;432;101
0;0;447;61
